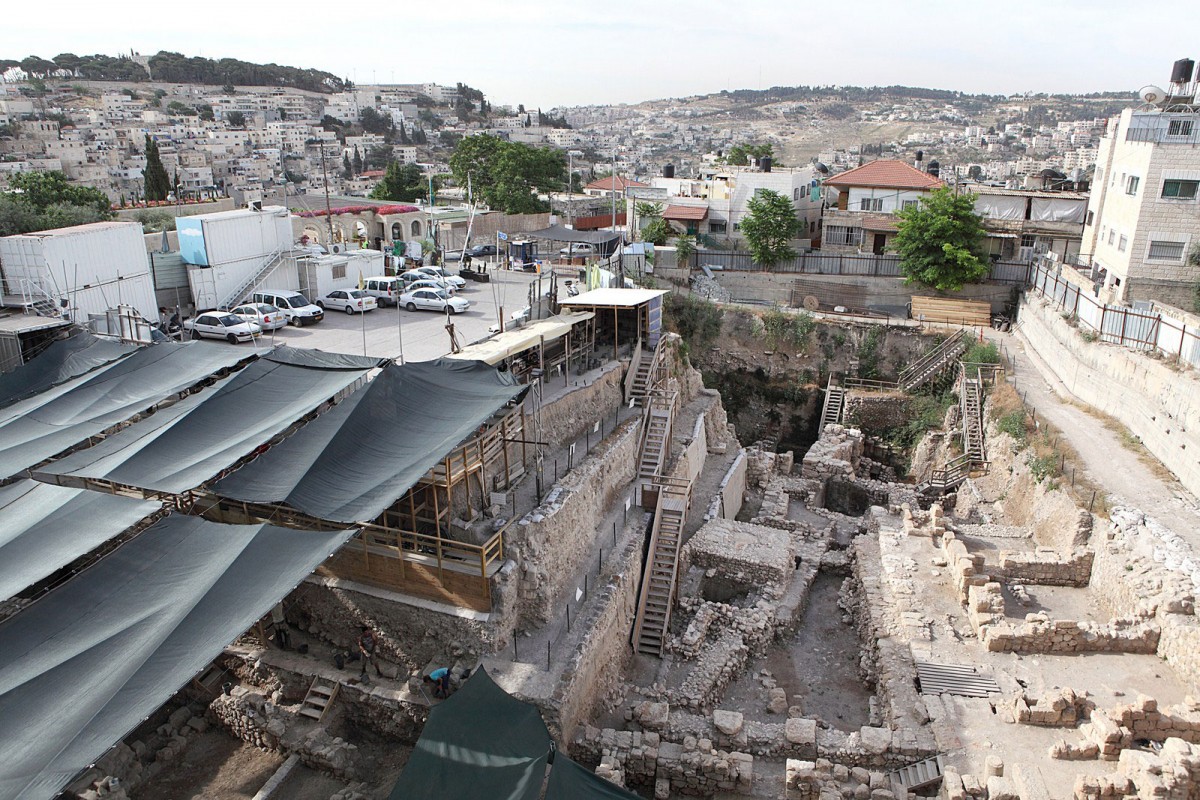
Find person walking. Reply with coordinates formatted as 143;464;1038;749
357;626;382;682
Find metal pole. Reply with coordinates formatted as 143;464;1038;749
319;144;334;245
397;305;405;364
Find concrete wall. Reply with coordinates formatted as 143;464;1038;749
1019;296;1200;499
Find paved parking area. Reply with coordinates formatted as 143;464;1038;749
219;269;545;363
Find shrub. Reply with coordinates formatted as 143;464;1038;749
1028;453;1060;483
996;410;1027;444
963;341;1000;364
664;293;723;352
759;309;816;350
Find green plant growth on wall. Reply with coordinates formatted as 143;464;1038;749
855;327;885;379
759;309;816;350
664;293;723;359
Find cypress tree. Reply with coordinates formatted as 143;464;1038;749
142;135;170;201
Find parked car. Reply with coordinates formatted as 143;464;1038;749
401;271;456;295
362;276;405;307
416;266;467;289
405;279;457;296
230;302;288;332
466;244;497;258
317;289;378;314
183;312;261;344
559;242;597;256
442;249;463;262
251;290;324;327
399;288;470;314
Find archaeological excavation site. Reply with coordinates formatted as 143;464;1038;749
6;290;1200;800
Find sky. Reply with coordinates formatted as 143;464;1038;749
7;1;1200;108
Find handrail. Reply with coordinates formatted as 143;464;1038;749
843;376;900;391
898;329;966;384
217;246;291;311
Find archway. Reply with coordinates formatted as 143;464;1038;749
391;222;402;240
302;225;324;246
411;220;422;238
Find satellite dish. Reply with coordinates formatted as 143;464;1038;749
802;295;820;311
1139;85;1168;105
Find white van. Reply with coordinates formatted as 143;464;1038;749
250;290;324;326
362;276;405;307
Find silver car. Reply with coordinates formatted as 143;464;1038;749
184;312;261;344
230;302;288;332
398;288;470;314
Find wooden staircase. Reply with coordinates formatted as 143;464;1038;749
298;676;339;723
628;337;666;406
960;373;985;463
820;375;845;428
898;329;969;391
632;480;691;656
638;393;674;480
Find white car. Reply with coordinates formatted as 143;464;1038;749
405;278;457;296
559;242;597;256
184;312;261;344
230;302;288;332
317;289;378;314
416;266;467;289
400;270;455;293
399;288;470;314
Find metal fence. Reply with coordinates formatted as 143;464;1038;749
656;249;1033;284
1028;262;1200;367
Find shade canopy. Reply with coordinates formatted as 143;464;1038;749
0;332;136;410
0;342;251;480
34;348;382;494
387;668;552;800
447;313;593;366
0;514;354;800
545;754;642;799
523;224;621;245
0;480;159;602
214;359;525;524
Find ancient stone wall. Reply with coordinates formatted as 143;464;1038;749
536;362;625;449
510;417;640;625
1074;739;1200;799
994;547;1094;587
843;391;912;433
573;725;754;796
706;449;747;521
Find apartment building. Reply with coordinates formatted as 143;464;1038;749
1082;107;1200;307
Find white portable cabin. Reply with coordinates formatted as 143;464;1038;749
297;251;377;300
0;221;158;324
178;206;294;310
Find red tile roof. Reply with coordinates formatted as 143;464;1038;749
584;176;648;192
662;204;708;221
823;160;944;191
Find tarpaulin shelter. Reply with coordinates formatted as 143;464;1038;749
524;224;621;246
0;514;353;800
0;342;251;480
387;668;552;800
544;753;642;799
0;332;136;410
33;348;384;495
214;359;525;524
0;480;159;601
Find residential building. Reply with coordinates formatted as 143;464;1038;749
1081;107;1200;307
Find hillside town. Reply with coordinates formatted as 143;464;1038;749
2;44;1200;800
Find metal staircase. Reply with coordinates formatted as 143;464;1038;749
898;329;969;391
889;755;945;794
298;676;339;723
632;479;691;656
820;375;845;428
217;248;291;311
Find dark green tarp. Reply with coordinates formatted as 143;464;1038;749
214;359;524;524
34;349;380;494
0;514;354;800
388;668;551;800
0;480;159;602
545;754;642;799
0;332;136;410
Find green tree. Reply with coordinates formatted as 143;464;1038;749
448;134;564;214
893;187;989;291
196;104;214;122
724;143;773;167
342;153;352;179
225;110;246;128
351;146;363;175
675;235;696;269
142;135;171;201
636;202;670;245
370;162;429;202
8;170;111;217
740;189;799;266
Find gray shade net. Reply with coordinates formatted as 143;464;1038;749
0;342;251;480
388;668;551;800
544;754;642;799
524;224;621;244
0;332;136;410
214;358;524;524
0;480;159;602
0;514;354;800
34;349;379;494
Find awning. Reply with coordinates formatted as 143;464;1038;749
446;313;595;366
0;514;354;800
522;225;621;245
559;288;669;309
662;204;709;222
0;342;252;480
0;480;159;602
545;755;641;799
33;348;381;494
213;359;525;524
388;668;551;800
0;332;136;410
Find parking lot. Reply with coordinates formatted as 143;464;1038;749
207;268;545;363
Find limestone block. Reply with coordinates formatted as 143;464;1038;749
859;726;891;754
786;718;817;746
768;687;789;714
714;710;744;736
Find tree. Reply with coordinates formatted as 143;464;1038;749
967;165;983;181
740;189;800;266
675;235;697;269
892;187;989;292
351;146;363;175
370;162;429;202
359;107;392;135
449;135;564;214
226;110;246;128
142;136;171;201
1;171;113;236
342;153;353;179
636;202;671;245
724;143;773;167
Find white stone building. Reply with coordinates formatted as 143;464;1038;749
1082;108;1200;306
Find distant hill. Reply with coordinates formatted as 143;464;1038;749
0;51;348;93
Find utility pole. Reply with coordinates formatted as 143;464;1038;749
611;149;617;235
319;143;334;245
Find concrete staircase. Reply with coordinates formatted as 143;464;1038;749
820;375;845;428
298;676;339;723
632;481;690;656
898;329;969;391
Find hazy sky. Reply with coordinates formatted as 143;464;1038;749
7;1;1200;108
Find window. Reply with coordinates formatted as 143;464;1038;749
825;225;864;246
859;197;884;211
902;200;918;210
1020;234;1036;248
1108;230;1116;245
1148;240;1187;261
1086;211;1094;226
1126;175;1140;195
331;264;346;279
1168;119;1194;137
793;188;800;201
1118;235;1128;252
708;221;727;235
1162;179;1199;199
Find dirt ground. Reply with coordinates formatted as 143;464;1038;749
130;731;281;800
